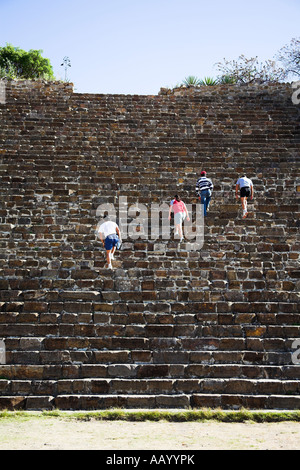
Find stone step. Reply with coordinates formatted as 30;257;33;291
0;302;299;316
1;392;300;410
1;377;300;397
0;349;294;365
0;362;299;378
1;345;297;364
1;81;299;410
1;300;299;315
1;321;300;340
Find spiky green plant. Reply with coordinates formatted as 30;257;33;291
199;76;219;86
219;74;237;84
182;76;201;87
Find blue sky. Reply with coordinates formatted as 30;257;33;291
0;0;299;94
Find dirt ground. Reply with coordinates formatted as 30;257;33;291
0;417;300;450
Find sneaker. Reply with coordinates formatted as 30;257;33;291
106;263;113;269
243;211;248;219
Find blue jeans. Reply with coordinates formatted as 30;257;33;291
104;234;120;251
200;189;211;216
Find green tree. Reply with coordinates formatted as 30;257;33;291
0;44;55;80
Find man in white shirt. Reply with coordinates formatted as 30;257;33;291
235;175;254;218
96;216;122;269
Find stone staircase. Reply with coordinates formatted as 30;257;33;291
0;80;299;410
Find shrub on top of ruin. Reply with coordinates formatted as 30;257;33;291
0;59;18;80
215;54;286;85
182;76;201;87
218;74;237;85
181;76;219;88
198;77;219;86
276;37;300;80
0;43;55;80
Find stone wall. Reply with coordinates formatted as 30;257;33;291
0;79;299;410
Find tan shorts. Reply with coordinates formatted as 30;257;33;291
174;212;186;225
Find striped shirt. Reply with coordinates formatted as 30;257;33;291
195;176;213;195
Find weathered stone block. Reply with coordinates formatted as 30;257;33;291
107;364;136;377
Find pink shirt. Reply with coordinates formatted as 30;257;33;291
172;200;186;214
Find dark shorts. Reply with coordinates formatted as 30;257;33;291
104;234;120;251
240;187;251;198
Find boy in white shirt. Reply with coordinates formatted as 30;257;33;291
235;175;254;218
96;216;122;269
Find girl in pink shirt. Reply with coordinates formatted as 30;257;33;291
168;195;190;242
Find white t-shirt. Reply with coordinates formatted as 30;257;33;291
99;221;118;238
236;176;253;188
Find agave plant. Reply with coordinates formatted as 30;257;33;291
182;76;201;87
218;74;237;84
199;76;219;86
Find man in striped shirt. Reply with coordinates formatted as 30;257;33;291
195;171;214;216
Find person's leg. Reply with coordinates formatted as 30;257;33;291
111;245;116;259
200;192;207;216
179;212;185;240
240;187;250;216
104;236;113;268
174;213;181;239
107;250;113;266
206;194;211;213
175;224;182;238
241;197;248;218
244;196;248;217
106;249;112;266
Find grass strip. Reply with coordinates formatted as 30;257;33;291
1;408;300;423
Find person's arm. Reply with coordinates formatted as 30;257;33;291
99;231;105;247
250;184;254;199
168;204;173;220
183;203;190;221
116;225;122;241
235;184;239;199
95;223;105;245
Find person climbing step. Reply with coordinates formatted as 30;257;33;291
235;174;254;218
96;215;122;269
